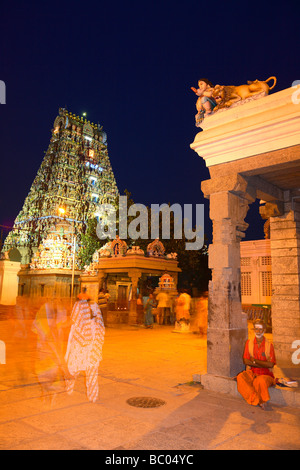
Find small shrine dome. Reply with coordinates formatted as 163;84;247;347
147;239;165;257
158;273;175;290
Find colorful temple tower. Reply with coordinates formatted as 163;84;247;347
3;108;119;264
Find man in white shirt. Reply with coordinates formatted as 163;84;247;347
155;291;170;325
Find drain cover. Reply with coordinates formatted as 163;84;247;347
126;397;166;408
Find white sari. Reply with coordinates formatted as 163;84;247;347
65;300;105;402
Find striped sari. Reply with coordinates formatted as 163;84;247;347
65;300;105;402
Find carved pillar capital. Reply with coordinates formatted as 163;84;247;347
259;200;285;219
202;174;255;242
129;269;142;300
259;200;285;239
201;173;256;202
210;191;252;243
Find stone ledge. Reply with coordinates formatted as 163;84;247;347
190;87;300;167
197;373;300;408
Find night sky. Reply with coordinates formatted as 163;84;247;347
0;1;298;245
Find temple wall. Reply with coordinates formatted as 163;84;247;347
0;260;20;305
240;239;272;306
191;86;300;377
269;199;300;366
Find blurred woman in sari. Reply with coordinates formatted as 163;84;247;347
65;297;105;403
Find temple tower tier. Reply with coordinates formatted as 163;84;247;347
2;108;119;263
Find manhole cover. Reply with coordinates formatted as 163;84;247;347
126;397;166;408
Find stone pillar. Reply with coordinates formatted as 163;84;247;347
128;270;141;324
202;175;254;377
263;196;300;367
98;272;106;291
0;259;21;305
18;246;32;265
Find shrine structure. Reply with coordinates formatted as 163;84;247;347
80;238;181;325
17;221;82;306
0;108;119;307
2;108;118;265
190;81;300;387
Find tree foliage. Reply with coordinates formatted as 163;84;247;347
78;190;211;293
77;217;105;268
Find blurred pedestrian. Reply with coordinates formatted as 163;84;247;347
32;297;69;404
144;294;156;328
176;290;191;322
175;290;191;332
65;297;105;403
169;295;177;325
155;291;170;325
13;298;32;383
78;287;89;300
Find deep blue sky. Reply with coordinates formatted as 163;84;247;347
0;1;298;244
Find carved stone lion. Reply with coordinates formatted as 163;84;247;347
212;76;276;111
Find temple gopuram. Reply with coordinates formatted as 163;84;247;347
2;108;119;264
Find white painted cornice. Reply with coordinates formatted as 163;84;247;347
190;87;300;167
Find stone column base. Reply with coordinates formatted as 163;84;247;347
197;373;300;408
200;373;239;396
207;327;248;378
128;300;138;324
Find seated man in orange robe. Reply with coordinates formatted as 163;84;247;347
237;319;277;410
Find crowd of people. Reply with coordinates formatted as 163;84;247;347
138;289;192;330
27;286;193;404
12;283;295;411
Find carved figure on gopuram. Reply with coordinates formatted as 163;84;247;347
191;76;276;126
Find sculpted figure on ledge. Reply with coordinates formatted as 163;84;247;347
191;78;217;127
191;76;277;126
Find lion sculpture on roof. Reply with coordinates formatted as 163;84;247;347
211;76;277;111
191;76;277;124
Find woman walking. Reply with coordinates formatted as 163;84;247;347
144;294;156;329
65;297;105;403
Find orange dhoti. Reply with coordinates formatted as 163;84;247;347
237;370;276;406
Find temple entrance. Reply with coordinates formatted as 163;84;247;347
191;85;300;381
118;284;128;300
80;238;181;325
117;284;129;310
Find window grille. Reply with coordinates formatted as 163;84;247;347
241;272;252;296
261;271;272;297
241;257;251;266
261;256;271;266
